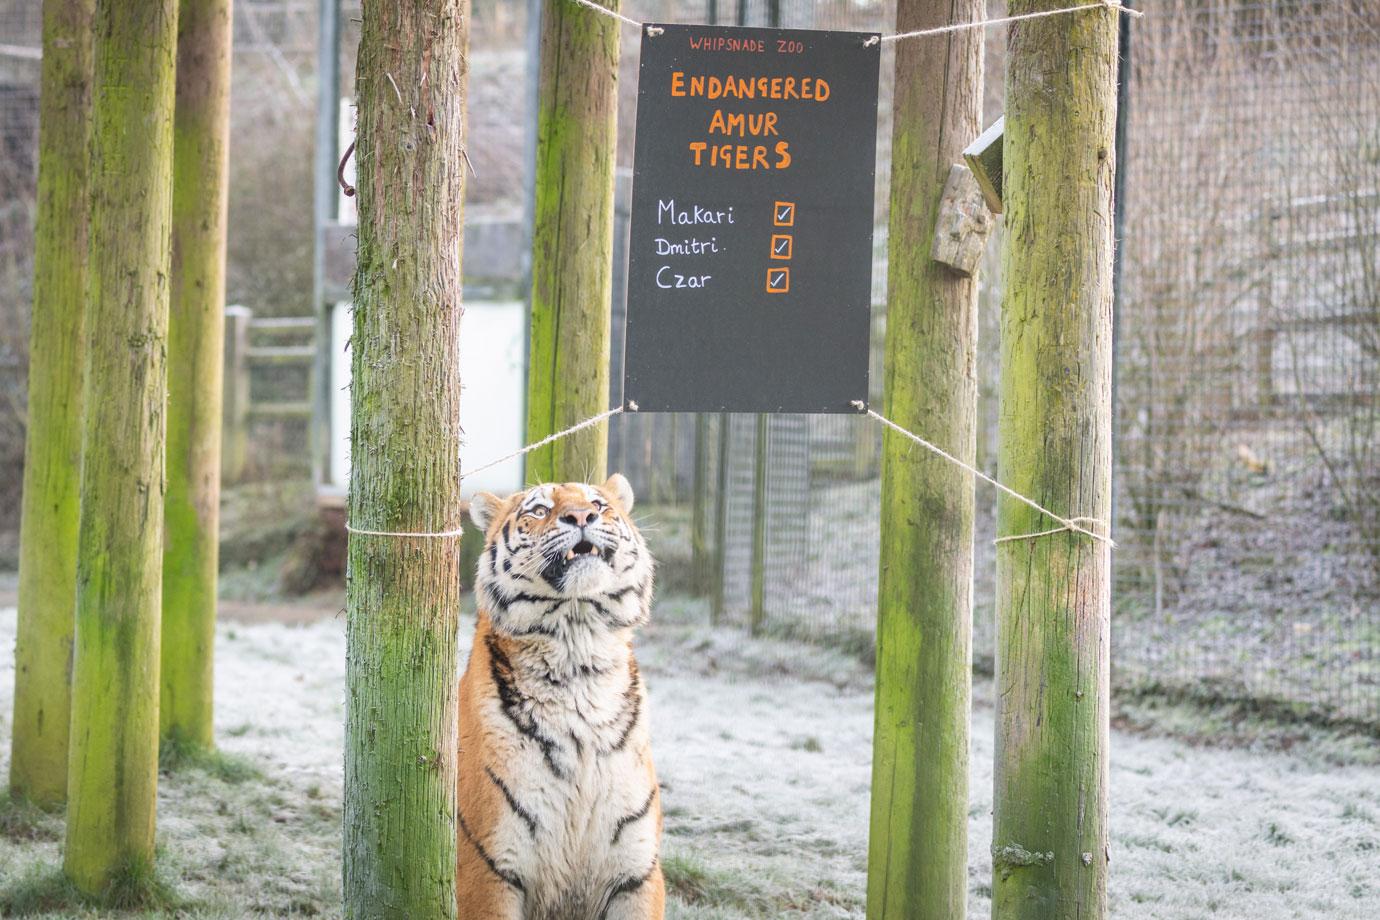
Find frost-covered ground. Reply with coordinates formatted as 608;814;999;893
1;602;1378;918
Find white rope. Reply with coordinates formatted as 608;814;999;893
567;0;1140;42
993;516;1107;545
349;399;1110;548
462;404;627;483
346;404;630;538
569;0;657;33
868;0;1141;46
852;402;1115;548
346;523;467;538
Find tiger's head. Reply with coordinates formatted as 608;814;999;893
469;474;654;636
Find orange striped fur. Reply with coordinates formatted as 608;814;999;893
458;475;664;920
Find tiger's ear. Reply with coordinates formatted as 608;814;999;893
469;492;504;533
603;473;635;513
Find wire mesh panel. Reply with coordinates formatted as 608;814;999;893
1115;0;1379;724
0;2;42;541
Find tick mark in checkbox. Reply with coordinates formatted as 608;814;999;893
766;267;790;293
770;234;793;260
773;201;795;226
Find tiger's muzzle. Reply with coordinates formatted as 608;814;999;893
540;517;618;591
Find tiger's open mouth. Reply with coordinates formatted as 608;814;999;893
565;539;601;561
541;538;617;588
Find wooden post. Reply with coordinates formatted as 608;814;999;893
162;0;234;753
64;0;177;894
993;3;1118;919
866;0;983;917
10;0;93;809
222;305;251;483
524;0;620;485
342;0;469;914
748;413;768;636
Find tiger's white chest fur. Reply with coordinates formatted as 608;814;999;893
476;612;659;920
462;478;662;919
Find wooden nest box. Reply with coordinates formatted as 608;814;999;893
963;116;1004;215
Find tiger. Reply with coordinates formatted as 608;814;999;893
457;474;665;920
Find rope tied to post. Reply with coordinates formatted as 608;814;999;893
345;404;630;538
864;0;1141;46
566;0;1142;43
348;400;1112;548
851;401;1115;548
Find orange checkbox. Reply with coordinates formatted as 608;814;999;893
765;267;790;293
770;234;793;260
773;201;795;226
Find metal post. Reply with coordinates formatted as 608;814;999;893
748;413;768;636
749;0;782;638
1110;0;1133;539
311;0;341;490
222;305;252;483
710;413;730;624
519;0;542;484
691;412;711;594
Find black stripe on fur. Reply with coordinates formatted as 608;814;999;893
459;810;525;893
611;786;658;846
600;859;658;919
606;662;643;753
485;766;538;836
487;634;567;778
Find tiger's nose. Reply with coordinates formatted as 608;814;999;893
561;507;599;527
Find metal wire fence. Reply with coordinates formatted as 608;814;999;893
0;1;43;543
612;0;1379;727
1112;0;1378;724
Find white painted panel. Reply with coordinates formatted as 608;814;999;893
328;301;352;490
457;301;527;496
325;300;527;499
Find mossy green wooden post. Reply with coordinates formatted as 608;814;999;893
162;0;234;753
343;0;469;915
10;0;94;809
992;3;1118;918
63;0;178;893
524;0;620;485
867;1;983;917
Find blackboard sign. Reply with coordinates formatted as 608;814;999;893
621;23;881;414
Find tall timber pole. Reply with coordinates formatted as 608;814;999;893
10;0;94;808
162;0;235;752
342;0;470;915
64;0;178;894
992;2;1119;918
867;0;983;917
524;0;621;484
